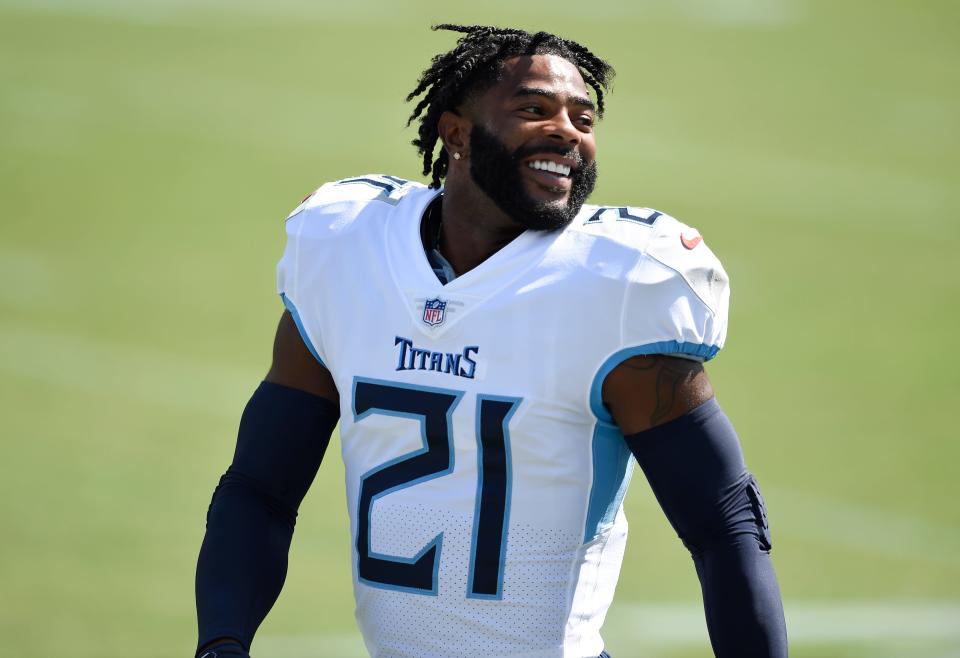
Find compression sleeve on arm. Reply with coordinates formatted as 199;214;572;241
195;381;339;655
623;399;788;658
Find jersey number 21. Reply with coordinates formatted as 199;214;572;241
353;378;521;600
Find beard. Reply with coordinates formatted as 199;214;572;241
467;124;598;232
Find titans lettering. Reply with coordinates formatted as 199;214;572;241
394;336;479;379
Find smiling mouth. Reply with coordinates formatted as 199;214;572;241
524;159;574;193
527;159;572;177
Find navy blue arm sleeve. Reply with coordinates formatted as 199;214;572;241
195;381;339;655
623;399;788;658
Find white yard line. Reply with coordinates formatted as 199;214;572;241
0;0;406;23
254;601;960;656
255;632;368;656
0;0;802;26
606;600;960;645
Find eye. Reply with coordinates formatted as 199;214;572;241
518;104;544;115
576;114;595;128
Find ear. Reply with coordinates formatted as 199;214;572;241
437;110;471;160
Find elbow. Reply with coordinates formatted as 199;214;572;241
680;474;773;557
207;468;299;530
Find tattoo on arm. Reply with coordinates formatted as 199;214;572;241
618;355;711;427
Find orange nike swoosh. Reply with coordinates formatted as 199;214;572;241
680;233;702;250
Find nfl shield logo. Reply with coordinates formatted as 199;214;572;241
423;298;446;326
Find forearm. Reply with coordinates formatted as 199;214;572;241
694;534;786;657
195;470;295;651
624;399;787;657
195;381;339;655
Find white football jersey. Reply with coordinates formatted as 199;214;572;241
276;175;729;658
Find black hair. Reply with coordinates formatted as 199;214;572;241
406;24;615;188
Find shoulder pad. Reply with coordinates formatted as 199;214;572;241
645;215;728;315
573;204;669;255
573;203;729;315
578;204;665;231
286;174;425;220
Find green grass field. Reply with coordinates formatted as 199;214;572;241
1;1;958;656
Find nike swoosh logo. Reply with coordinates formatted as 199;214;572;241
680;233;702;250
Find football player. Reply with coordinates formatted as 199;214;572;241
195;24;788;658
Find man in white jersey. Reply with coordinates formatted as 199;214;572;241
195;24;788;658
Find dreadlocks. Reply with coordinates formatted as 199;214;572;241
406;24;615;189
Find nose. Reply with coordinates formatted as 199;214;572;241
546;110;581;146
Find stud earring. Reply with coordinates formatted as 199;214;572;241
453;152;461;160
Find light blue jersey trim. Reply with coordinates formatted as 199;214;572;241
584;424;634;542
582;341;720;541
589;341;720;425
280;292;326;367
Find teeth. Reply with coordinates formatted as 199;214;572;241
528;160;571;177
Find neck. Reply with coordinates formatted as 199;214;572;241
436;173;526;276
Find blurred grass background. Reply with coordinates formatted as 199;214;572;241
0;0;957;656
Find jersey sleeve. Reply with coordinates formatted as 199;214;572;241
275;189;332;367
275;174;425;369
620;215;730;361
275;178;380;367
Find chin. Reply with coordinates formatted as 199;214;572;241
519;178;573;207
529;188;571;204
538;196;572;213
